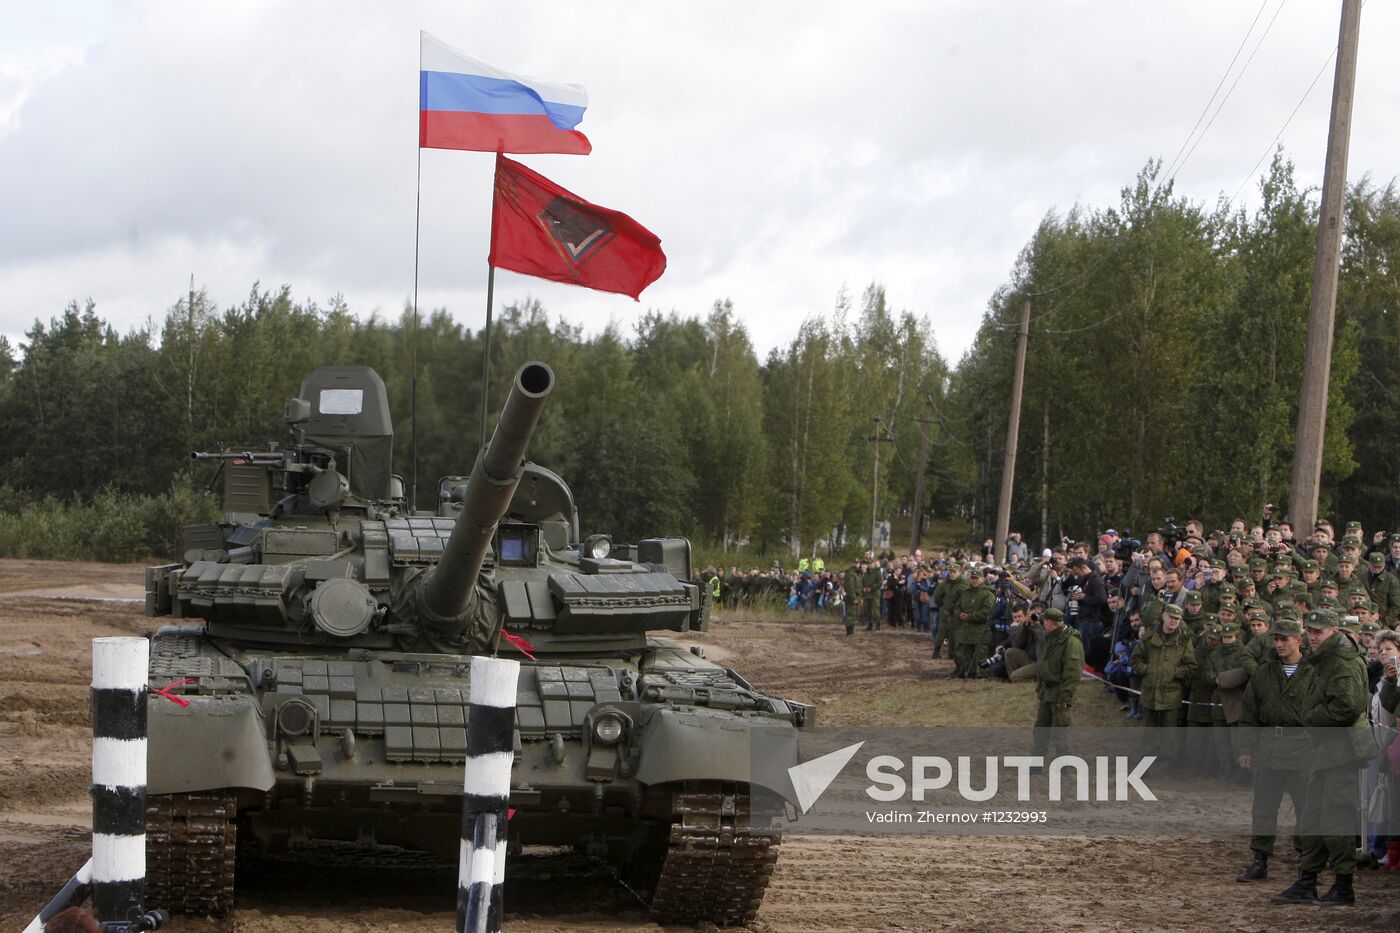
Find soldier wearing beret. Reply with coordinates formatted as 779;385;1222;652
1272;610;1375;906
1033;607;1083;759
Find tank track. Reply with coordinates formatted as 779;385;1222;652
144;792;238;916
647;781;782;927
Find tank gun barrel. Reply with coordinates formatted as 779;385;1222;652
191;450;284;462
420;362;554;622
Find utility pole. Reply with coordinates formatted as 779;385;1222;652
908;398;935;554
867;417;894;554
186;274;196;427
1288;0;1361;534
1040;398;1050;554
994;296;1032;564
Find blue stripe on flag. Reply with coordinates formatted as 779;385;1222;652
419;71;586;130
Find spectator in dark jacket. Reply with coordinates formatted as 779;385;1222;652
1068;557;1110;670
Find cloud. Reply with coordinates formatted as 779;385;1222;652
1;1;1397;361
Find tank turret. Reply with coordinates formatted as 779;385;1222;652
146;361;554;652
410;361;554;638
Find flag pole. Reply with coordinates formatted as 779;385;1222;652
480;149;501;453
410;35;423;513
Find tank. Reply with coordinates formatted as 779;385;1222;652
141;361;808;926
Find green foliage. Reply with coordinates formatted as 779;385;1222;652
2;150;1396;562
0;479;220;562
950;155;1377;545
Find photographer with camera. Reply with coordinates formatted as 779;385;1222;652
1066;557;1110;671
985;600;1050;680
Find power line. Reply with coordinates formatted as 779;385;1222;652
1021;1;1282;303
1162;0;1273;182
1170;0;1290;186
1229;49;1336;203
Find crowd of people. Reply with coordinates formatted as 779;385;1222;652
705;515;1400;907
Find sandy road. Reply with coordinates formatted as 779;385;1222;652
0;560;1395;931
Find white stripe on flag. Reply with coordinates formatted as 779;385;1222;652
420;32;588;108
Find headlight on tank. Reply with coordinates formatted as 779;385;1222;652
583;534;612;560
592;709;628;745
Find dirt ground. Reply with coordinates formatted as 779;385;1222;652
1;560;1396;931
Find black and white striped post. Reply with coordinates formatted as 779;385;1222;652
91;636;149;923
457;655;519;933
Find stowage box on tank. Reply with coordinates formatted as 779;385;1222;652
143;361;808;926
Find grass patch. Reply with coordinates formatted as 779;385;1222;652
823;671;1135;728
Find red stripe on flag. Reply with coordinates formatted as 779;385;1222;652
419;111;591;155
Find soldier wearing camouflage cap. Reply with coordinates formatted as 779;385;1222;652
1182;589;1206;635
1332;554;1368;606
1363;551;1400;628
1207;618;1257;778
1272;609;1373;906
1132;603;1197;770
1309;539;1339;574
1033;607;1082;760
1185;613;1222;769
1235;615;1313;884
1244;609;1274;664
1201;560;1227;612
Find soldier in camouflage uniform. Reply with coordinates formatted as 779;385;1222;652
1243;608;1274;664
1234;617;1314;883
1272;610;1375;906
843;561;862;636
860;559;883;631
1201;561;1227;613
1331;555;1368;606
1033;607;1083;759
1181;590;1206;635
1207;621;1257;780
1132;603;1197;771
932;565;966;660
954;568;995;678
1363;552;1400;629
1185;617;1222;774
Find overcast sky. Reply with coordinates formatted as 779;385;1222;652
2;1;1396;364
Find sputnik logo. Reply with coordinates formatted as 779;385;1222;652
788;741;864;813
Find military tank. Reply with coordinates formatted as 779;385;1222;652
141;361;808;926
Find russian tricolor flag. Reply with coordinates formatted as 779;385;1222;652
419;33;590;155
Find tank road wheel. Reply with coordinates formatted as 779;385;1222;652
644;781;782;927
144;792;238;916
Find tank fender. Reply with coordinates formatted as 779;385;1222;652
147;693;275;795
633;706;800;802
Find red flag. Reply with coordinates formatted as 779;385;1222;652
489;155;666;300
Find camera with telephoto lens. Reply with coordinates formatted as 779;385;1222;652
978;656;998;670
1161;517;1184;550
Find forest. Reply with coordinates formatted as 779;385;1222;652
0;155;1397;562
